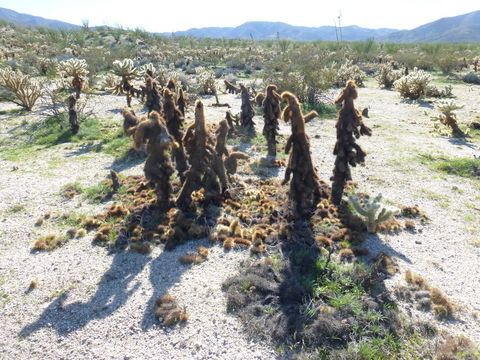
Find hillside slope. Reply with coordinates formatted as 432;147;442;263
380;10;480;43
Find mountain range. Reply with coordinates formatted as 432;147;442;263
164;22;398;42
1;7;479;43
0;7;79;30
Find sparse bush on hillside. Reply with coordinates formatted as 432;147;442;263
394;68;431;100
436;55;460;74
0;67;43;111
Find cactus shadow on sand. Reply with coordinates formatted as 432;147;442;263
19;250;151;337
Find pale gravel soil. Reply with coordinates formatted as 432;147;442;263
0;82;479;359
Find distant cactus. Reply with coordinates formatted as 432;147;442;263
57;58;89;134
110;58;140;106
377;63;402;89
348;194;400;233
432;100;465;137
58;58;89;98
394;68;431;100
0;68;43;111
140;63;156;78
335;59;366;87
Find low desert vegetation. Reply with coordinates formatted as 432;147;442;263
0;18;479;360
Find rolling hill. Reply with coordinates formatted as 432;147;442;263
166;21;398;41
1;6;479;43
0;7;79;30
379;10;480;43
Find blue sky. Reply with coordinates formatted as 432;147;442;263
1;0;478;32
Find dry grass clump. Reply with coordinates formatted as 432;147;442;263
33;234;66;251
435;335;480;360
27;280;38;291
179;246;210;265
404;270;455;318
153;294;189;326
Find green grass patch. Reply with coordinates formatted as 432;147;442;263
434;158;480;179
0;107;27;115
417;154;480;179
0;114;135;161
30;115;104;145
302;101;338;117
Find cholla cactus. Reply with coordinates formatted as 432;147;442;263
196;66;216;95
112;58;139;81
0;68;43;111
394;68;431;100
425;84;453;98
110;58;140;106
432;100;465;137
58;58;89;98
103;73;119;92
377;63;402;89
140;63;157;78
336;60;366;87
348;194;400;233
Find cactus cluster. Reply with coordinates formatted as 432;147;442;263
377;63;402;89
335;59;366;87
0;67;43;111
394;68;431;100
348;194;399;233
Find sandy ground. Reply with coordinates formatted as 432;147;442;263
0;81;479;359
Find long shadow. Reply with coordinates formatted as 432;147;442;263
399;99;434;109
447;136;477;149
362;232;413;264
139;240;208;331
20;250;151;337
139;204;222;330
106;150;146;172
65;143;103;157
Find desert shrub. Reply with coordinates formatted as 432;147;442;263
463;71;480;84
377;63;402;88
0;67;43;110
436;55;459;74
262;67;307;101
394;68;431;100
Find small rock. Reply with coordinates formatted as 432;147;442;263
415;240;422;244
